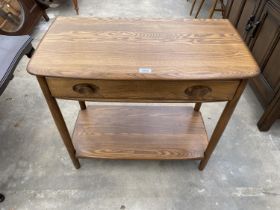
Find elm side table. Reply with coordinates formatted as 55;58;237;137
27;17;259;170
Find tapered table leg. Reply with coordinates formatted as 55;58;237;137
199;80;247;170
37;76;80;169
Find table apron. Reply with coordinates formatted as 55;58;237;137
46;77;241;102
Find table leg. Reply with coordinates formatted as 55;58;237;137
194;102;202;111
37;76;80;169
199;80;247;170
72;0;79;15
224;0;234;18
79;101;86;110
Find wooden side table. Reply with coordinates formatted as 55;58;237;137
27;17;259;170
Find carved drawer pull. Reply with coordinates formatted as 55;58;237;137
72;83;98;94
185;85;212;97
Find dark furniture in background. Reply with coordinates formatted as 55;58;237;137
0;35;34;96
0;35;34;203
0;0;49;35
225;0;280;131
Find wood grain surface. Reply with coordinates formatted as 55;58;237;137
72;105;208;160
46;77;240;101
28;17;259;80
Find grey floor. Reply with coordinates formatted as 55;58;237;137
1;0;280;209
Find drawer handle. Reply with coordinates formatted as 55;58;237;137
72;83;98;94
185;86;212;97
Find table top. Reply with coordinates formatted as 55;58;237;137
28;17;259;80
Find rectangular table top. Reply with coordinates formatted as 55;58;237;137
28;17;259;80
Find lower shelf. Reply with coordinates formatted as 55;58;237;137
72;105;208;160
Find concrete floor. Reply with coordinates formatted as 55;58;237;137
1;0;280;209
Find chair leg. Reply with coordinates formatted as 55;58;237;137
220;0;225;17
190;0;197;16
72;0;79;15
0;193;5;202
42;10;49;21
209;0;219;18
195;0;206;18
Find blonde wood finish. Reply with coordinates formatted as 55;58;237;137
46;78;240;102
73;105;208;160
195;0;206;18
27;17;259;80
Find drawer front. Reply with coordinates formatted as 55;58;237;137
46;78;240;101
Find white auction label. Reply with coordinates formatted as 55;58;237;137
138;68;152;74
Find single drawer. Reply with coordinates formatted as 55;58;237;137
46;78;240;102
